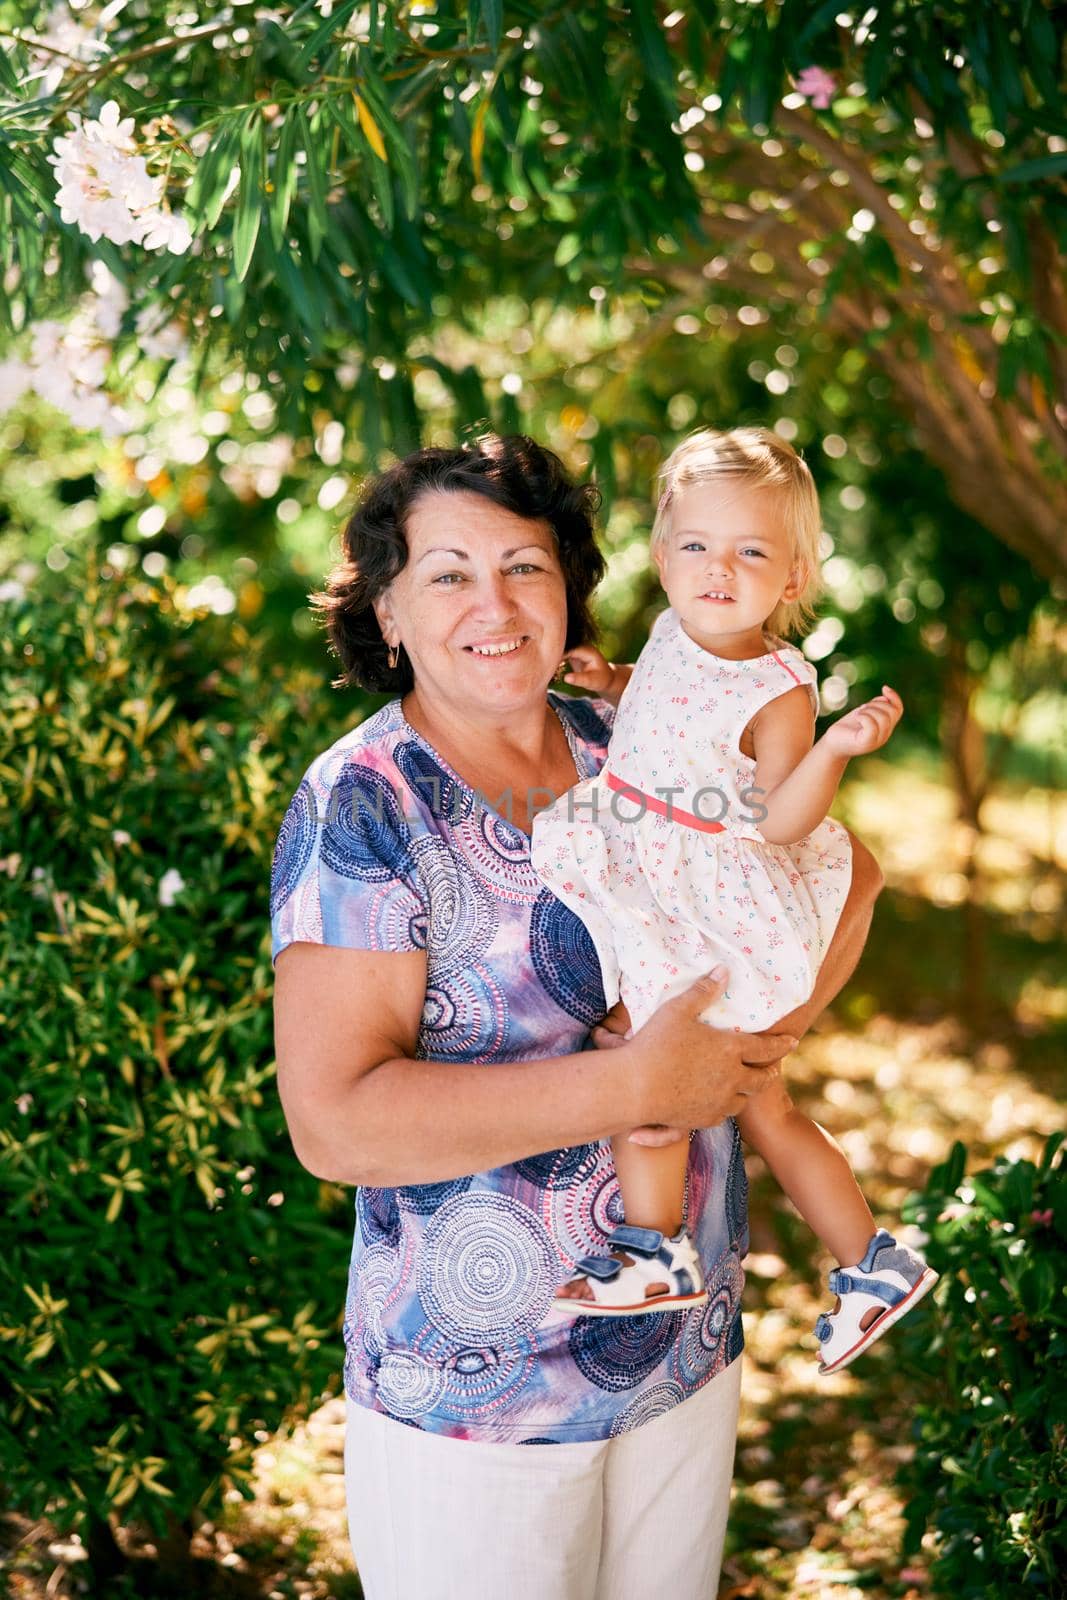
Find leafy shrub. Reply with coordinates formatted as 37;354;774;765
897;1133;1065;1597
0;554;366;1568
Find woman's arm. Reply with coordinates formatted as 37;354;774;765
273;947;794;1186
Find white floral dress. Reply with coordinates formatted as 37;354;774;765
531;608;853;1032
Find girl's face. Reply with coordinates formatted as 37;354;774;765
373;488;569;722
653;479;801;655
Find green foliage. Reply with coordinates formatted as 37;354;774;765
0;555;366;1541
897;1134;1066;1597
0;1;1063;450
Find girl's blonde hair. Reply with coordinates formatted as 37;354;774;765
651;426;822;638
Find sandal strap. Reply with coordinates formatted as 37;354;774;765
557;1229;706;1312
606;1223;666;1258
829;1268;908;1308
572;1254;623;1282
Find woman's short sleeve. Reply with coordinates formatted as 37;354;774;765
270;756;426;969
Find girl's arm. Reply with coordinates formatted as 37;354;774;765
559;645;632;707
752;685;903;845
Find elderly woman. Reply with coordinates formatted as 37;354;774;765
270;435;881;1600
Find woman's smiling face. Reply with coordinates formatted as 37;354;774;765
373;489;569;720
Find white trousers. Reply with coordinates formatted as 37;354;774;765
344;1355;742;1600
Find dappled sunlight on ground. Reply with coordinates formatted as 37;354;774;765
719;759;1063;1597
838;758;1064;918
723;1005;1061;1598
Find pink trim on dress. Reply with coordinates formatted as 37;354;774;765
771;650;803;685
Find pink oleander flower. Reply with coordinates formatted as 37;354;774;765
795;66;837;110
1030;1208;1053;1227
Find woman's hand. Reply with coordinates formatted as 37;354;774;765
591;1001;687;1146
621;965;794;1131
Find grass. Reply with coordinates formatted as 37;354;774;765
3;758;1063;1600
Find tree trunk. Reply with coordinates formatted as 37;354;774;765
941;641;990;1024
660;104;1067;579
84;1512;127;1590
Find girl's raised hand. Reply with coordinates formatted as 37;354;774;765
823;685;904;758
557;644;616;695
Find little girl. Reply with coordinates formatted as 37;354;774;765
531;427;937;1374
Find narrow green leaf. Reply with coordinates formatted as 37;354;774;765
268;111;299;250
629;0;677;113
1039;1131;1064;1174
997;151;1067;184
374;234;423;308
295;0;364;70
232;117;264;283
186;122;241;230
357;59;419;219
468;0;502;49
369;156;395;231
795;0;843;52
0;42;21;91
260;18;305;84
295;105;329;262
1022;5;1059;105
2;149;54;215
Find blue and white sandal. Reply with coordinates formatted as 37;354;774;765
552;1224;709;1317
815;1228;939;1374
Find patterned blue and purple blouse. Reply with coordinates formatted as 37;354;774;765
270;692;747;1443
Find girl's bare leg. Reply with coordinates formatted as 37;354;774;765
736;1078;875;1267
554;1132;691;1302
609;1132;690;1236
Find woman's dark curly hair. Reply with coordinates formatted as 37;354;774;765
310;434;605;693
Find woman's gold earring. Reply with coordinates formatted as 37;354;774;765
387;643;399;670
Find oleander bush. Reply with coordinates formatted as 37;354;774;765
0;553;365;1577
897;1133;1066;1598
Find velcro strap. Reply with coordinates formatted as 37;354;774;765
608;1224;664;1257
829;1268;907;1308
814;1314;832;1342
573;1254;622;1282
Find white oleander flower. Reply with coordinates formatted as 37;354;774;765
25;3;109;97
135;303;189;361
89;260;130;339
31;317;112;435
139;208;193;255
0;359;34;409
49;99;192;255
182;576;236;615
158;868;186;906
